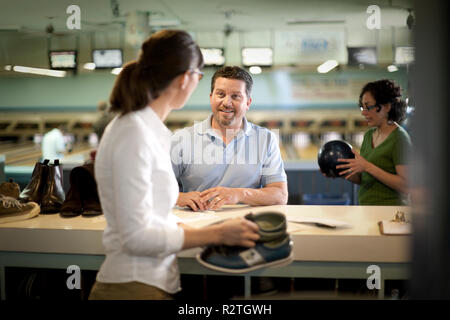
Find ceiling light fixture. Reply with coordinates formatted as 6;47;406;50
387;65;398;72
249;66;262;74
12;65;66;77
111;67;122;75
83;63;96;70
317;60;339;73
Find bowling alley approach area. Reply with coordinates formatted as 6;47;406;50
1;0;450;308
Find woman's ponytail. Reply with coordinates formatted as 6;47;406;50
109;61;149;115
109;30;203;116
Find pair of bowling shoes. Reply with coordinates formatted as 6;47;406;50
197;211;293;274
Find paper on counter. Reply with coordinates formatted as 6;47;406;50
175;211;223;228
287;217;352;229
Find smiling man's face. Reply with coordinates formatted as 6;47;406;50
210;77;251;131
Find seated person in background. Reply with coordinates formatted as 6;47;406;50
171;66;288;211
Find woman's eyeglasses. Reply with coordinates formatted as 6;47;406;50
190;69;204;80
359;104;380;112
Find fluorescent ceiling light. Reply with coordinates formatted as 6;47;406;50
12;65;66;77
83;62;96;70
387;65;398;72
0;25;21;32
317;60;338;73
4;65;12;71
111;68;122;75
249;66;262;74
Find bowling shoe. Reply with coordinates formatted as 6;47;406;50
0;194;40;224
196;211;293;273
0;178;20;199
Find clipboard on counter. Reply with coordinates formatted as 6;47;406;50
378;211;411;235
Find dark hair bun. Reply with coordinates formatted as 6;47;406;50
378;79;402;100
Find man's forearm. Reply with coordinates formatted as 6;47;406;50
238;186;288;206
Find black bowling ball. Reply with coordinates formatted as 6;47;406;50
318;140;355;178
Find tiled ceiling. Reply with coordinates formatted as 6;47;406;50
0;0;415;71
0;0;414;34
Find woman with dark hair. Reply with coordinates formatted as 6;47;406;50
336;79;412;205
89;30;259;300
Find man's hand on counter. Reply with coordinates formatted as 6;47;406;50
177;191;207;211
200;187;242;210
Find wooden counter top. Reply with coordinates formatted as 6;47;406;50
0;205;411;263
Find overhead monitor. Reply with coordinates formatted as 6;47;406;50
395;46;415;65
200;48;225;66
347;47;377;65
49;50;77;70
92;49;123;69
242;47;273;67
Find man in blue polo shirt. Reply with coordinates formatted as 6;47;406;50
170;66;288;211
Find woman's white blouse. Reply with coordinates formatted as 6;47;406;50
94;106;184;294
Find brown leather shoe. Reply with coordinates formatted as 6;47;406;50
41;160;65;214
60;199;83;217
82;198;102;216
80;163;102;217
18;159;50;204
60;165;83;217
60;163;102;217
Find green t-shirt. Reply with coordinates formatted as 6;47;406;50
358;126;412;205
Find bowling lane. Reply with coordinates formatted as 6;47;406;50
1;141;93;166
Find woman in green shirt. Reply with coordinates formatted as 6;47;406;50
337;79;412;205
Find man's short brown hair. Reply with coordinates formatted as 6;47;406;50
210;66;253;98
